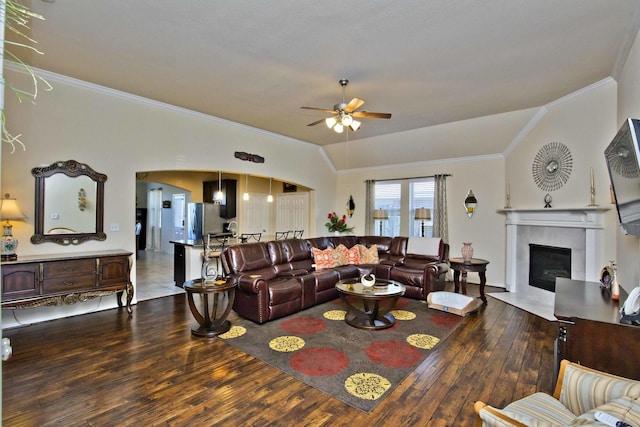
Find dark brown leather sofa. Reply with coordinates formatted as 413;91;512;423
221;235;449;324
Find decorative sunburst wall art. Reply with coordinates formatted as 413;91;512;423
532;142;573;191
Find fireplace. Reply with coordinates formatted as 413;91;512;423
501;207;608;294
528;244;571;292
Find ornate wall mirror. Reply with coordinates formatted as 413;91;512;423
31;160;107;245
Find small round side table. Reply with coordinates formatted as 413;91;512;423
449;257;489;304
184;278;237;338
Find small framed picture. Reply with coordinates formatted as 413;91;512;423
162;200;172;208
599;265;614;289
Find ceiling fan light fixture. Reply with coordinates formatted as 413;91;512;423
325;117;337;129
350;120;361;131
334;123;344;133
341;113;353;127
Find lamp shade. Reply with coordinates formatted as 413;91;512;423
0;194;25;221
373;209;388;220
415;207;431;220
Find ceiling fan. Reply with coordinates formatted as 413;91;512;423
301;79;392;133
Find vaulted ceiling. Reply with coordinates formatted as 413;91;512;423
11;0;640;166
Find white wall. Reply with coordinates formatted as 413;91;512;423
505;78;619;285
336;156;506;286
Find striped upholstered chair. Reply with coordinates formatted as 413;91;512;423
474;360;640;426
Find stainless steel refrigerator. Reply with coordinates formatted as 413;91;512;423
186;203;223;241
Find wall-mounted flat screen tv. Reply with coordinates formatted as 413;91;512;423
605;118;640;236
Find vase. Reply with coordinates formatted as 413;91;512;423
461;242;474;261
334;231;341;236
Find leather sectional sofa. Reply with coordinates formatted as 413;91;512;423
221;235;450;324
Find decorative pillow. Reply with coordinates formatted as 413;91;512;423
345;246;361;265
333;244;350;266
311;247;336;270
358;244;379;264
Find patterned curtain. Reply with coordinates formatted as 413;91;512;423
365;180;376;235
433;174;449;243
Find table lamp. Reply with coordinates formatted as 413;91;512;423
1;193;26;261
414;207;431;237
373;209;388;236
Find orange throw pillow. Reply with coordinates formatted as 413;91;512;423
340;245;361;265
312;247;337;270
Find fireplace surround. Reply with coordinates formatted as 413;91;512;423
501;207;609;294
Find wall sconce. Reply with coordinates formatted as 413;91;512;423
373;209;388;236
267;177;274;203
214;170;224;204
243;174;249;201
464;189;477;218
346;195;355;217
78;188;87;211
1;193;26;261
414;207;431;237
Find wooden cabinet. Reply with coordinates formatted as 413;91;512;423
1;250;133;314
203;179;236;218
554;278;639;380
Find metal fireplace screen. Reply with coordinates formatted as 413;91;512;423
528;244;571;292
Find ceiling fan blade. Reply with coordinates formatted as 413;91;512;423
307;118;328;127
301;106;336;114
352;111;392;119
343;98;365;113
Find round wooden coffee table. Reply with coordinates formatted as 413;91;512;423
336;278;405;330
184;278;237;337
449;257;489;304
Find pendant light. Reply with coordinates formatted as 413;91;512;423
267;177;273;203
243;174;249;201
214;170;223;204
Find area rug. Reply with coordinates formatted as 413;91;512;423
219;297;463;413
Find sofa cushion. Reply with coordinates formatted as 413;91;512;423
570;396;640;426
503;392;576;426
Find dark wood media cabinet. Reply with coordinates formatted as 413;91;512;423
1;250;133;314
554;277;639;380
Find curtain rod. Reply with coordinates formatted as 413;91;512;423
366;173;452;183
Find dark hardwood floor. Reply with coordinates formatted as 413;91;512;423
2;283;558;427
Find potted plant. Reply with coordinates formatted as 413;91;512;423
325;212;354;235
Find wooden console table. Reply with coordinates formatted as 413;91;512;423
1;250;134;314
554;278;638;380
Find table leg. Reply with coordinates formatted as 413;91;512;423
479;271;487;304
453;270;461;293
460;271;468;295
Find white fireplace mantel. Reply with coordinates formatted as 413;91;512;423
498;207;610;293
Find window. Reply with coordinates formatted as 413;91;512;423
373;177;435;237
410;179;434;237
374;181;401;236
